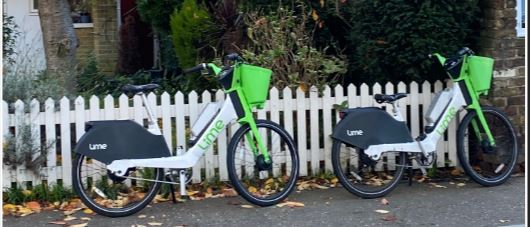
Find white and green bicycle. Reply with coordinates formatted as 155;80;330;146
72;54;299;217
332;47;519;198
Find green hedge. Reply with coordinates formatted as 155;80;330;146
345;0;480;84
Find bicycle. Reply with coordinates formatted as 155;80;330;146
72;54;300;217
331;47;518;198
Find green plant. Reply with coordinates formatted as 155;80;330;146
241;6;347;91
346;0;480;84
32;184;50;202
3;123;52;175
170;0;212;68
3;13;19;65
49;183;74;203
4;186;26;204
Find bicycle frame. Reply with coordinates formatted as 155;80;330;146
107;63;269;176
363;53;495;160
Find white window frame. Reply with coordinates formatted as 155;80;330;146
516;0;526;37
29;0;38;15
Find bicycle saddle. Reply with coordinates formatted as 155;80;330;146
374;93;407;103
122;84;160;94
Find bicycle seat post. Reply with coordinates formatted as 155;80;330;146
139;92;161;135
390;101;404;122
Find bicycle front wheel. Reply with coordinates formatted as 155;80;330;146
72;154;163;217
457;106;518;186
227;119;299;206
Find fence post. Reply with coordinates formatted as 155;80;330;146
44;98;57;185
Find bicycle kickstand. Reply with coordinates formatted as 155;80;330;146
165;175;178;204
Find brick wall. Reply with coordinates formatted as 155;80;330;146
91;0;119;74
75;27;94;66
478;0;525;159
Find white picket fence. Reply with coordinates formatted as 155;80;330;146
2;81;460;189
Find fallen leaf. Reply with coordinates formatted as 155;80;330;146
82;208;94;214
276;201;305;208
381;198;390;205
187;191;199;196
18;207;33;216
3;204;17;214
382;214;397;221
450;168;462;176
148;223;163;226
429;183;447;188
81;217;91;221
330;177;339;184
240;205;254;209
22;190;32;197
63;207;82;215
374;209;390;214
206;187;213;194
138;215;147;218
310;183;329;189
154;194;169;203
416;177;426;183
499;219;510;223
456;183;466;187
63;216;77;221
26;201;41;211
222;188;238;197
48;221;67;225
248;186;257;193
69;223;88;227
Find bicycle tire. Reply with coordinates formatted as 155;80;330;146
227;119;299;206
332;140;406;198
72;154;164;217
457;105;518;186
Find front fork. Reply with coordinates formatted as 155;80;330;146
464;79;495;147
236;90;271;163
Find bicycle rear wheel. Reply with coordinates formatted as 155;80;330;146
457;106;518;186
227;120;299;206
332;140;406;198
72;154;163;217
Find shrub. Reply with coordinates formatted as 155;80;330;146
346;0;480;84
241;6;347;91
170;0;212;68
3;13;19;65
3;123;51;176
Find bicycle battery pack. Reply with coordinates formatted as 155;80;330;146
332;107;413;149
75;120;171;164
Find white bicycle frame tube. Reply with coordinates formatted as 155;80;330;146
364;82;468;160
107;95;239;176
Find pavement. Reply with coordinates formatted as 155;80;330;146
3;176;525;227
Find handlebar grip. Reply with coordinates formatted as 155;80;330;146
183;64;206;74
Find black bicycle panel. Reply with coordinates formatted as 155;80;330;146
332;107;414;149
75;120;171;164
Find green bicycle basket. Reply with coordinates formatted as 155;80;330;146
237;64;272;109
467;56;494;96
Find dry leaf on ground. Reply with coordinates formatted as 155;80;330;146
81;217;91;221
429;183;447;188
138;215;147;218
26;201;41;211
381;198;390;205
63;215;77;221
148;223;163;226
382;214;397;221
82;208;94;214
499;219;510;223
48;221;67;225
456;183;466;187
374;209;390;214
222;188;238;197
240;205;254;208
69;223;88;227
276;201;305;208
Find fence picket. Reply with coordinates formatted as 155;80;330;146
29;99;42;185
296;88;308;176
188;91;201;183
44;98;57;185
201;91;214;179
309;87;320;175
161;92;173;153
118;94;129;120
3;101;12;188
60;97;72;186
322;86;333;172
269;87;281;177
433;81;445;167
282;87;294;175
14;100;25;186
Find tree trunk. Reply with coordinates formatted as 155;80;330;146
38;0;78;94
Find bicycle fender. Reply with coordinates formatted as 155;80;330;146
74;120;171;164
332;107;414;149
